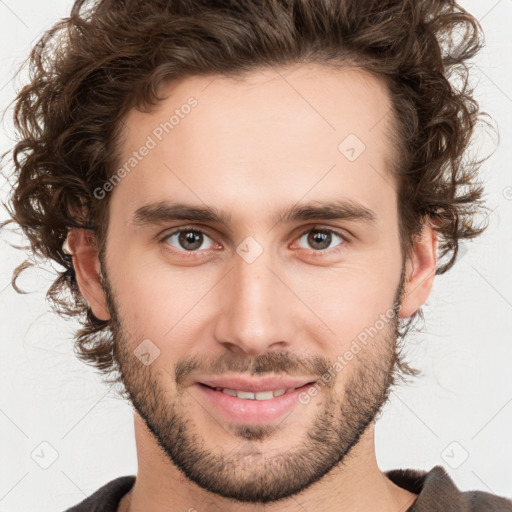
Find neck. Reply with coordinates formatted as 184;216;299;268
118;414;417;512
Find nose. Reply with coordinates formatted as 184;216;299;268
213;243;297;356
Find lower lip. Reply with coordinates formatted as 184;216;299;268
195;383;316;425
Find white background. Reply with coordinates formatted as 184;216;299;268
0;1;511;510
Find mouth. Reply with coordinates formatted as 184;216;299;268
198;382;315;400
195;381;318;424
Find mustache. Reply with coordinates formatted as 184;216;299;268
174;351;333;387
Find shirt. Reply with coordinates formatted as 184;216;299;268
64;465;512;511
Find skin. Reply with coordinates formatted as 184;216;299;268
68;63;437;511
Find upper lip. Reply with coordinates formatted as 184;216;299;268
197;376;317;393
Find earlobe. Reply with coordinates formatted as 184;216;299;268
399;219;439;318
66;228;111;321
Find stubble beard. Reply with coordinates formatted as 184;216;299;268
102;264;409;504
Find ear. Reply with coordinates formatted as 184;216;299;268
67;228;111;321
399;218;439;318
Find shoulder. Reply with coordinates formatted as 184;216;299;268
63;476;135;512
386;465;512;512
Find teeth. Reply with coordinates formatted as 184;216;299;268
238;390;259;400
254;390;274;400
215;387;295;400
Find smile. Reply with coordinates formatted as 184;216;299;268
196;382;317;424
209;386;302;400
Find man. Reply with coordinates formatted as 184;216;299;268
4;0;511;510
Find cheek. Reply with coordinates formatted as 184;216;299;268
109;251;212;343
298;258;400;358
107;255;164;337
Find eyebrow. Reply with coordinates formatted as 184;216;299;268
132;199;377;232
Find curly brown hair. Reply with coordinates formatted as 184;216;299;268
2;0;491;379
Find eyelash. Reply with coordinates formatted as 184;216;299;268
158;225;351;259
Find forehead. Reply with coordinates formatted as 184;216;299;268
113;63;398;228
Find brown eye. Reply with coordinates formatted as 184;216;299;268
164;230;215;252
296;228;346;252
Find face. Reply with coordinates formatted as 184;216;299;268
92;63;420;503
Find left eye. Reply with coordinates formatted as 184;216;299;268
296;229;345;252
164;230;216;252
